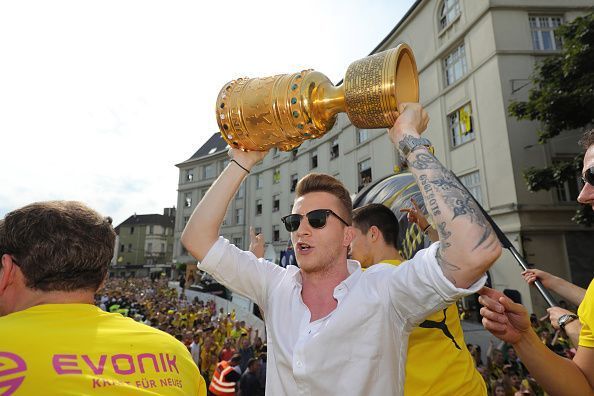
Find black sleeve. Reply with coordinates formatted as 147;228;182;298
225;370;241;383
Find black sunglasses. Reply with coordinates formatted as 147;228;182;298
582;167;594;186
281;209;350;232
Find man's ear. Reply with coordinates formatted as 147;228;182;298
369;225;380;242
0;254;17;295
343;226;355;247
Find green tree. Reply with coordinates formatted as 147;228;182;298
509;11;594;225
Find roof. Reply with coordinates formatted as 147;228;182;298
115;213;175;233
178;132;229;166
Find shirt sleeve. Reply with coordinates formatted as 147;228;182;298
578;279;594;348
386;241;487;326
198;237;286;310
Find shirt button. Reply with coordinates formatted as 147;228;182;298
296;361;302;367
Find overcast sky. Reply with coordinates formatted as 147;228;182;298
0;0;415;225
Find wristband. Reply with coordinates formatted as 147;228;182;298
231;159;250;174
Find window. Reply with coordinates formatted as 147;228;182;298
358;159;372;191
553;159;582;202
357;129;369;144
221;159;229;170
233;237;243;248
330;138;339;159
273;167;281;184
128;244;132;252
273;194;280;212
200;188;209;201
291;148;298;161
448;103;474;147
185;169;194;182
255;227;262;235
203;163;216;179
235;208;244;225
183;216;189;227
120;244;125;253
530;16;563;51
290;174;298;192
310;149;318;169
236;182;244;199
459;171;483;205
184;192;192;207
160;243;165;252
148;225;154;234
439;0;460;31
273;225;280;242
147;243;153;253
256;199;263;215
272;147;279;157
256;174;263;189
443;43;467;86
130;227;135;235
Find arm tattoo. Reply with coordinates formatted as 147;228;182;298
436;247;460;286
408;150;495;251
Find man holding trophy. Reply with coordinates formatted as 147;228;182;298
181;45;502;395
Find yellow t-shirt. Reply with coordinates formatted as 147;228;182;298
578;279;594;348
382;259;487;396
0;304;206;395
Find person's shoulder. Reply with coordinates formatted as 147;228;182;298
364;263;397;274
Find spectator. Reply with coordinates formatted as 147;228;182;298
209;354;241;396
190;332;202;368
239;358;264;396
0;201;206;395
238;335;255;373
219;338;237;362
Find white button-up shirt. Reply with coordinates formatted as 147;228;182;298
200;238;486;396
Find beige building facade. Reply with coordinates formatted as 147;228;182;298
175;0;594;315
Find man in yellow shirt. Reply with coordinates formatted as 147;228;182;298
0;201;206;395
350;203;486;396
479;129;594;395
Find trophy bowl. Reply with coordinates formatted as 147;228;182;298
216;43;418;151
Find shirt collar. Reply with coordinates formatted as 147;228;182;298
290;259;362;291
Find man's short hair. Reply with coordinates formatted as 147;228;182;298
0;201;115;292
247;358;259;368
295;173;353;223
230;354;241;363
352;203;399;250
579;129;594;149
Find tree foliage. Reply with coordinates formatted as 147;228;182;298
509;11;594;225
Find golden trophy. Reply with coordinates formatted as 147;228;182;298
216;43;418;151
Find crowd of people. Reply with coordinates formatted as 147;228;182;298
2;103;592;396
92;271;581;396
96;277;266;395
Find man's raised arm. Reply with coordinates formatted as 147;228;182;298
181;149;267;261
389;103;502;288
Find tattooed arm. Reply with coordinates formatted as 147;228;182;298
388;103;501;288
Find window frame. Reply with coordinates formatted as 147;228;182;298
448;103;475;148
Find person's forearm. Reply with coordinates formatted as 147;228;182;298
405;147;501;288
564;320;582;347
181;162;248;261
514;329;594;395
547;276;587;306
